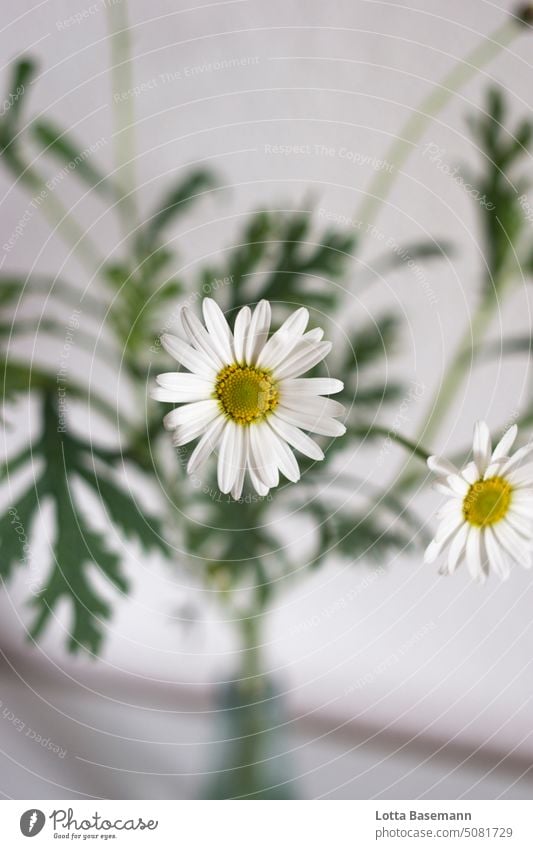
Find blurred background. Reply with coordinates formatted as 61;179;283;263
1;0;533;799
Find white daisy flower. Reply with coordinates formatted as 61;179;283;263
151;299;346;499
425;421;533;582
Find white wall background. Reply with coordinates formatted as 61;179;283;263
1;0;533;799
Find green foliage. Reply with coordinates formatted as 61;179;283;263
0;58;36;160
0;50;468;653
255;210;356;311
0;276;59;411
466;87;533;289
202;208;357;315
1;393;169;653
31;119;114;198
0;487;37;581
187;491;282;609
367;239;453;282
139;169;217;250
328;512;413;563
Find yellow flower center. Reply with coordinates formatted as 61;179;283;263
462;476;512;527
215;364;278;425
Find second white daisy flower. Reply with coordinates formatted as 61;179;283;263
151;299;346;499
425;421;533;581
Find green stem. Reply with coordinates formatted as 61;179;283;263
240;614;264;695
356;17;521;234
107;1;139;245
398;290;499;491
352;424;430;463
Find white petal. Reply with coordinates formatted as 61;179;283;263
473;420;492;476
269;415;324;461
256;308;309;370
492;521;531;567
461;461;479;485
491;424;518;462
231;429;249;500
153;372;213;402
436;498;463;521
160;334;217;378
233;306;251;364
245;300;271;365
465;526;486;582
424;539;444;564
302;328;323;342
164;400;220;441
505;510;533;540
247;462;269;497
427;455;460;478
202;299;234;363
483;459;507;479
447;522;469;573
187;416;226;474
499;441;533;476
280;377;343;396
509;489;533;505
276;307;309;337
151;387;192;403
265;422;300;482
445;474;469;497
433;481;460;497
435;511;464;543
275;340;332;380
484;526;511;580
276;404;346;437
506;463;533;487
280;394;345;419
506;502;533;529
424;520;462;564
249;422;279;488
181;307;225;367
217;421;245;494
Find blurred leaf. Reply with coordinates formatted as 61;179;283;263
481;336;533;359
1;360;55;408
306;502;336;569
0;487;38;581
330;512;413;563
188;491;279;609
140;169;217;249
258;211;356;310
32;119;113;198
105;249;184;363
223;211;279;310
467;87;533;288
76;464;168;556
368;239;453;280
0;57;36;150
343;314;399;370
30;488;125;655
350;382;405;407
211;208;356;315
0;392;170;654
0;274;103;316
305;493;415;568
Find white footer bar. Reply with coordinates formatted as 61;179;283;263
2;800;532;848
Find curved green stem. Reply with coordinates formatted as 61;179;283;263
356;16;521;234
240;613;265;696
350;423;431;462
107;0;139;245
398;291;500;491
